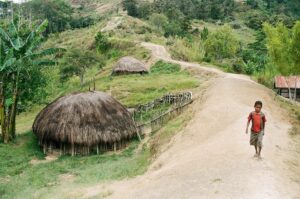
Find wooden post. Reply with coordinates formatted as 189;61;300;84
43;144;46;154
136;129;142;142
71;143;74;156
93;78;96;91
60;143;62;156
114;142;117;152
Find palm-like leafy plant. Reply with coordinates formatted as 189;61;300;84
0;19;64;143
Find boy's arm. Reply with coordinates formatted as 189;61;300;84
262;115;266;134
246;120;250;134
246;112;252;134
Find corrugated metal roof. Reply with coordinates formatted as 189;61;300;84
274;76;300;89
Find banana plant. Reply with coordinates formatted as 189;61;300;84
0;19;65;143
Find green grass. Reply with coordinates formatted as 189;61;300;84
150;105;193;156
102;71;198;107
134;104;172;123
0;132;150;199
16;61;198;133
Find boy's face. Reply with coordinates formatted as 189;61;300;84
254;105;262;113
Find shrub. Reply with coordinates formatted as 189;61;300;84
230;22;241;29
244;10;269;30
169;38;204;62
95;32;110;53
204;24;239;60
150;61;181;74
200;27;209;40
149;13;168;32
232;58;245;73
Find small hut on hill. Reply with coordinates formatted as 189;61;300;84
112;56;148;75
32;91;137;156
274;76;300;101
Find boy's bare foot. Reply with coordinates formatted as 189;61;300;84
254;153;258;157
257;155;262;160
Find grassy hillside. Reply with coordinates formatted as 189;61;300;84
2;11;201;198
1;1;299;198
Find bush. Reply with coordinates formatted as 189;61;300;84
232;58;245;73
150;61;181;74
245;10;269;30
149;13;168;32
204;24;239;60
164;21;184;37
169;37;204;62
95;32;110;53
230;22;241;29
200;27;209;40
123;0;139;17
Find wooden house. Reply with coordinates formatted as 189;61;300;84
274;76;300;101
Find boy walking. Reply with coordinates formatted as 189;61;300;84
246;101;267;159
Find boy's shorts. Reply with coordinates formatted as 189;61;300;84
250;131;264;147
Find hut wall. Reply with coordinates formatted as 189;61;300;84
278;88;300;101
40;139;131;156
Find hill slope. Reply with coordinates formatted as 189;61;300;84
76;43;300;199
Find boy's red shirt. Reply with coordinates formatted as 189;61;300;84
248;111;266;133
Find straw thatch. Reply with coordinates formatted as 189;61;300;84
32;91;137;156
112;56;148;75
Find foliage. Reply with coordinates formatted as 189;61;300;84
149;13;168;32
244;10;269;30
0;19;63;143
150;0;235;21
24;0;73;35
168;37;205;62
150;61;181;74
240;30;268;75
0;132;150;199
69;16;95;29
95;32;110;53
122;0;139;17
59;49;104;86
200;27;209;40
204;24;239;60
263;21;300;75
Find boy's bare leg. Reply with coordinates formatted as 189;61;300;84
258;147;262;159
254;145;258;157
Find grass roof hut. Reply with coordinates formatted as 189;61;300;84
112;56;148;75
32;91;137;156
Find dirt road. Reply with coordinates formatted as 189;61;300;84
86;43;300;199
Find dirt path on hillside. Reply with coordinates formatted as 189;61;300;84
82;43;300;199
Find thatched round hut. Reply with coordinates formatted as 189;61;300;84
32;91;137;156
112;56;148;75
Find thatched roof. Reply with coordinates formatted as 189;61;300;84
112;56;148;74
32;91;137;147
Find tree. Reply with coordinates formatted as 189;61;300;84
0;19;63;143
201;27;209;40
204;24;239;60
24;0;73;34
263;21;300;100
60;49;104;87
137;3;152;19
95;32;110;53
149;13;168;32
122;0;138;17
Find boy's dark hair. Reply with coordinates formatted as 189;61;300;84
254;101;263;107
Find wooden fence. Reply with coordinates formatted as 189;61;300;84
134;92;193;135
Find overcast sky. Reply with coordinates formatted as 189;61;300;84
0;0;29;3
